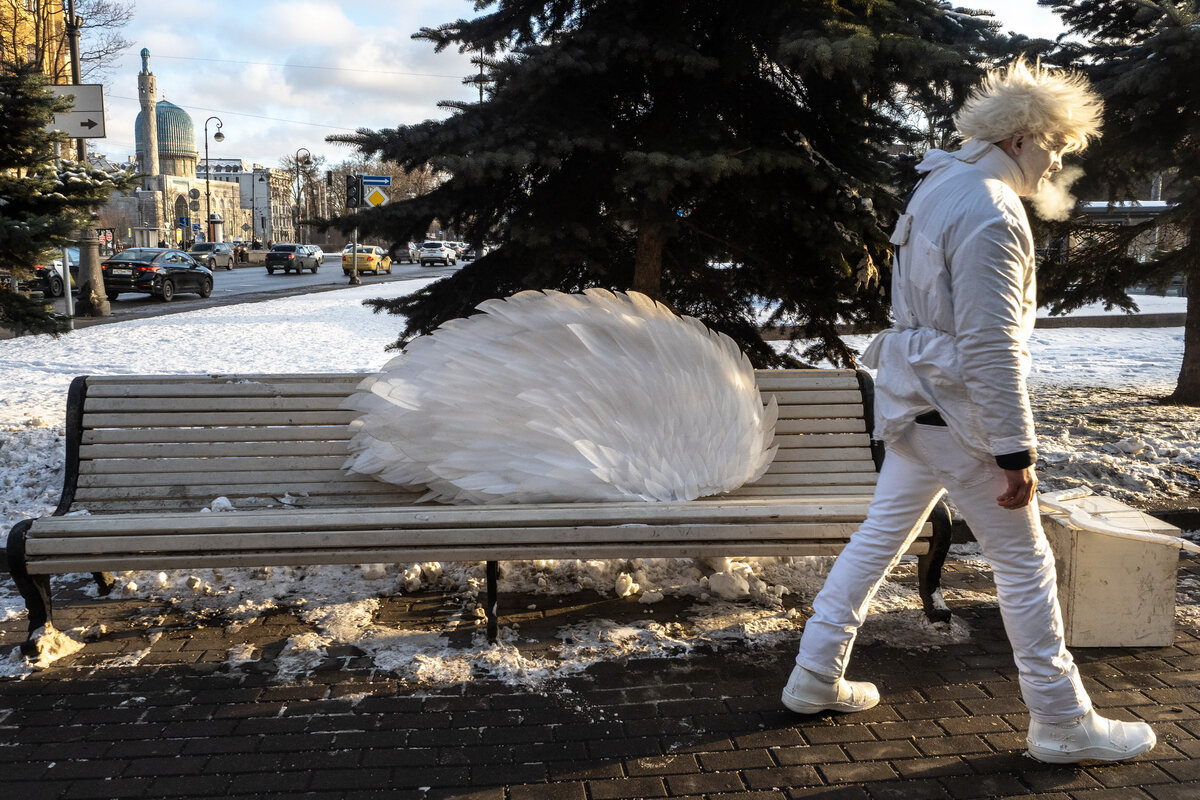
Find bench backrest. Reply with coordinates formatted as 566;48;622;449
63;369;876;514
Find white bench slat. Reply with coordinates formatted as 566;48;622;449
83;373;368;385
775;418;866;435
756;371;858;390
81;426;354;445
84;410;358;427
32;538;935;574
73;480;398;502
84;396;352;413
28;523;884;556
32;497;877;535
86;381;362;398
767;390;864;405
726;484;879;496
79;468;354;488
79;442;348;462
771;447;876;462
765;460;876;475
76;495;412;513
770;433;871;449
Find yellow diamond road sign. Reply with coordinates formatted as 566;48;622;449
365;187;389;207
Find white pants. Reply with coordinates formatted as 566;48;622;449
795;423;1092;723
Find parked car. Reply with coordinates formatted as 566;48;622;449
23;247;78;297
100;248;213;302
342;246;393;275
188;242;236;270
265;243;321;274
419;241;457;266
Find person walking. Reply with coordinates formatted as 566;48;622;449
781;58;1157;764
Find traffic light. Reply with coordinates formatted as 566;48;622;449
345;174;363;209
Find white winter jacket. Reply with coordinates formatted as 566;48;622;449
861;139;1037;463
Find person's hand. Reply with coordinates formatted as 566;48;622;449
998;466;1037;509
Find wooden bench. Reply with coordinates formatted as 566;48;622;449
5;369;952;651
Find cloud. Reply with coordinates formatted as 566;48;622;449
95;0;478;169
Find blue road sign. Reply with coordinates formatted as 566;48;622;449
178;216;189;228
362;175;391;186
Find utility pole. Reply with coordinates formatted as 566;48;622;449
65;0;108;317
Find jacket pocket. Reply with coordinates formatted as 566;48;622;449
905;232;946;294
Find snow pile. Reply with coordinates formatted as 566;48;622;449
0;284;1196;684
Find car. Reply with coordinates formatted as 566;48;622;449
188;242;236;270
447;241;469;259
25;246;81;297
100;248;213;302
342;246;393;275
390;242;419;264
265;243;321;274
306;244;325;265
419;241;457;266
463;244;489;260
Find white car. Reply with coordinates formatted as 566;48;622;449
419;241;457;266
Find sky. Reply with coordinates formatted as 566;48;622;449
85;0;1068;175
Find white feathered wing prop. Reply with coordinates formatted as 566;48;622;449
343;289;777;504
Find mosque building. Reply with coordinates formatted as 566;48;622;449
102;49;291;248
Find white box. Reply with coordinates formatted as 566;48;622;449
1042;495;1180;648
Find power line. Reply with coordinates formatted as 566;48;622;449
148;53;466;80
106;94;364;133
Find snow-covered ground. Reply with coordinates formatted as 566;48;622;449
1;283;1197;682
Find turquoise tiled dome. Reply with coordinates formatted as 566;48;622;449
135;100;197;164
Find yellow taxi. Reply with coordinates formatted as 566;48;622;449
341;245;392;275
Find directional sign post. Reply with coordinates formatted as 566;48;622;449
47;84;106;139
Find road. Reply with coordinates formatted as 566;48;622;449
48;255;460;328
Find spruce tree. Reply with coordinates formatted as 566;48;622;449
0;64;136;336
1039;0;1200;403
329;0;1006;367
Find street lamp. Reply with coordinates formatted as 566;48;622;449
203;116;225;243
294;147;311;243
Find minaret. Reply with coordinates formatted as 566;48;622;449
137;48;159;181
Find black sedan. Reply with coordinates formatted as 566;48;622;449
100;248;213;302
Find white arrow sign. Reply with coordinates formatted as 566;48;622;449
47;84;106;139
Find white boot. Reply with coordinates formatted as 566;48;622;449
1027;709;1156;764
781;664;880;714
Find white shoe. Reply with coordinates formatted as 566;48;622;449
1027;709;1156;764
781;665;880;714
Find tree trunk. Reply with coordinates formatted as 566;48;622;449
1168;225;1200;404
632;201;667;299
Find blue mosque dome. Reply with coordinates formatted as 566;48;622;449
134;100;197;173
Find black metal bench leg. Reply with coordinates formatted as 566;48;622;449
918;501;953;623
92;572;116;595
486;560;499;643
6;519;53;653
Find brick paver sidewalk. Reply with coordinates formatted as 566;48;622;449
1;555;1197;800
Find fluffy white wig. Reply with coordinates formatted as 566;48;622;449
954;57;1103;153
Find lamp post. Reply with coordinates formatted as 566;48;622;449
203;116;225;243
294;147;311;243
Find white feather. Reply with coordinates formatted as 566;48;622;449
343;289;777;504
